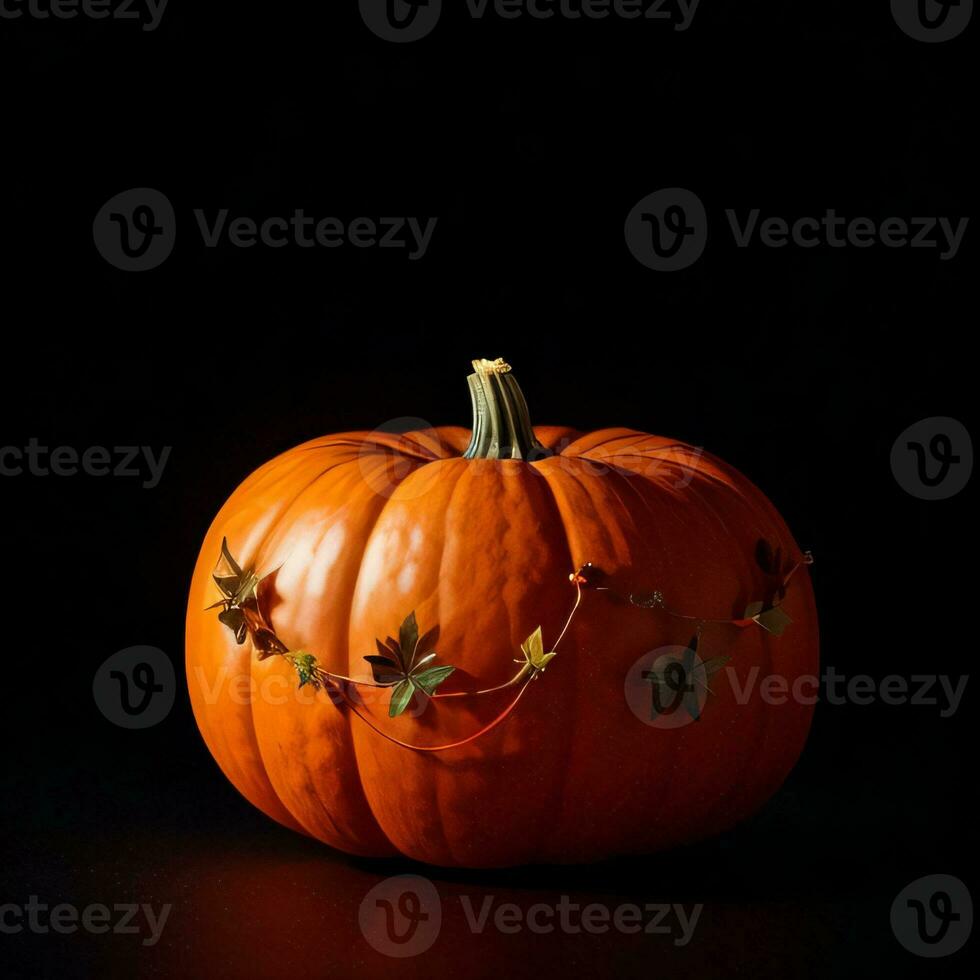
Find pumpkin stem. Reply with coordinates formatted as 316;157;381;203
462;358;552;460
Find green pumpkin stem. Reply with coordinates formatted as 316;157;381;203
462;358;552;461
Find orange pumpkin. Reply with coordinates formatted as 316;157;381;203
185;358;818;867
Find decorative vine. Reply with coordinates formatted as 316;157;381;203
206;538;812;752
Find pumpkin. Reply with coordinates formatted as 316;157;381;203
185;358;818;867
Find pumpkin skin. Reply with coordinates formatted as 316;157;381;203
186;366;818;868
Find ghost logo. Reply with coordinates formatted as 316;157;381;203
110;662;164;716
626;640;729;730
907;433;960;487
625;188;707;271
908;890;961;944
645;205;696;259
891;0;972;42
891;875;972;957
359;876;441;958
93;188;175;271
360;0;442;42
644;658;695;719
891;417;972;500
93;646;175;729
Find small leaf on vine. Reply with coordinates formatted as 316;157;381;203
364;654;403;686
292;652;321;690
520;626;557;674
416;626;440;661
388;678;416;718
697;656;731;694
209;538;262;645
399;612;420;670
366;613;457;713
217;607;248;644
413;664;455;696
753;605;793;635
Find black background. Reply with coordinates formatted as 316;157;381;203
0;2;973;977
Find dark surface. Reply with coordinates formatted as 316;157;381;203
0;3;973;977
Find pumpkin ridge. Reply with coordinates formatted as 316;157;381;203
250;447;422;851
346;456;471;858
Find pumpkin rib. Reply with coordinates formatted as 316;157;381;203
253;444;434;853
187;449;366;835
535;458;659;860
601;449;816;840
442;461;577;867
525;463;583;863
347;457;472;862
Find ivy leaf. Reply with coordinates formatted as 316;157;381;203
416;626;440;660
210;539;263;645
413;664;455;696
382;636;406;674
388;678;416;718
743;600;793;635
364;654;403;686
399;612;420;670
370;612;457;714
520;626;557;673
217;607;248;644
292;652;321;690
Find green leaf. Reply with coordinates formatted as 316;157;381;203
520;626;557;672
217;607;248;644
700;656;731;676
416;626;440;659
213;538;251;598
383;636;406;673
413;665;455;696
399;612;420;669
292;652;320;690
388;678;416;718
754;605;793;635
219;537;243;578
364;654;403;685
233;571;260;606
